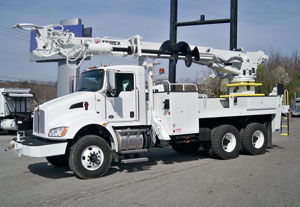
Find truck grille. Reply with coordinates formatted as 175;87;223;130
296;105;300;112
33;109;45;134
33;110;38;133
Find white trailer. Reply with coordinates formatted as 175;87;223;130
7;24;289;179
0;88;34;132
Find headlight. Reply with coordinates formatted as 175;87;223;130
48;127;68;137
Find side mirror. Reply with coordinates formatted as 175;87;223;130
107;70;116;89
106;89;118;97
106;70;119;97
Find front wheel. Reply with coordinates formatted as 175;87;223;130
211;125;241;160
69;135;112;179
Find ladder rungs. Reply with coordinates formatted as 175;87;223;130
280;133;289;136
281;125;288;128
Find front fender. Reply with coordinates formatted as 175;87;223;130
52;111;119;152
43;110;119;152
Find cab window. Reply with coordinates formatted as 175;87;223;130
116;73;134;92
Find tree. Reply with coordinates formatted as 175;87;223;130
256;65;272;95
198;76;227;97
271;66;290;85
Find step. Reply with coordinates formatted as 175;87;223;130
280;133;289;136
282;117;288;120
119;149;149;155
156;140;170;148
281;125;288;128
121;157;149;164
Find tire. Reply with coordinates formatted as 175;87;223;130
266;122;273;149
69;135;112;179
200;141;211;154
46;155;69;168
172;142;200;154
241;123;268;155
211;125;241;160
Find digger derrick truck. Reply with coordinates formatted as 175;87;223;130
8;24;289;179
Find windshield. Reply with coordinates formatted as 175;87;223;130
77;69;104;92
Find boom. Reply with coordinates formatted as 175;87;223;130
14;23;268;83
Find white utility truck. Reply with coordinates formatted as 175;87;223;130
292;92;300;117
7;24;289;179
292;98;300;116
0;88;33;132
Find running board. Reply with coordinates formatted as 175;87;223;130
119;149;148;154
121;157;149;164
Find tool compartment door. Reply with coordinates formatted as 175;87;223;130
169;92;199;135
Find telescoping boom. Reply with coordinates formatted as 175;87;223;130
15;23;267;83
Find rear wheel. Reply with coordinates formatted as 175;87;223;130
200;141;211;154
211;125;241;160
69;135;112;179
172;142;200;154
241;123;268;155
46;155;68;167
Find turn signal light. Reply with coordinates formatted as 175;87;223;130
48;127;69;137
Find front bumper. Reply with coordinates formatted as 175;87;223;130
10;136;68;158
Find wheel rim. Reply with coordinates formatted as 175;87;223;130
252;130;264;149
222;133;237;152
81;145;104;171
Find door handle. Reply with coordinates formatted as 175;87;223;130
130;111;134;118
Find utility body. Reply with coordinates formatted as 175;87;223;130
0;88;33;132
9;24;289;179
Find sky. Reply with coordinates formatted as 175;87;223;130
0;0;299;82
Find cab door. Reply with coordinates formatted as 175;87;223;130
105;72;137;122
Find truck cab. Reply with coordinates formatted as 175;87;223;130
33;64;149;143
